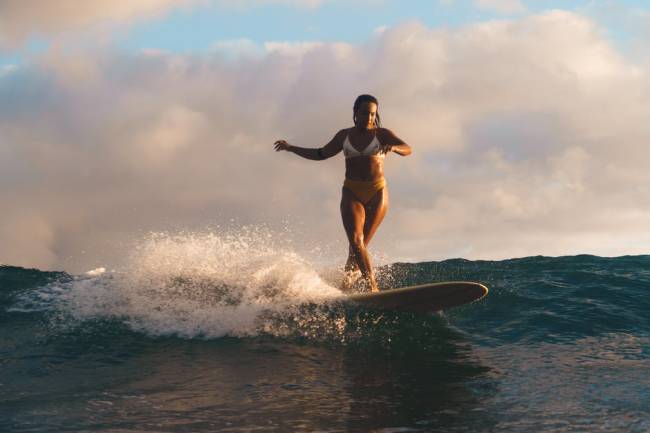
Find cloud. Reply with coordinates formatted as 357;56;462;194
211;38;264;58
1;11;650;271
0;0;331;49
474;0;526;15
0;0;195;49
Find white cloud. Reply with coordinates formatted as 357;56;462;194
474;0;526;15
374;25;389;35
2;11;650;272
0;64;17;76
211;38;264;58
264;41;325;56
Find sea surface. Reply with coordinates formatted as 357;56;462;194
1;233;649;432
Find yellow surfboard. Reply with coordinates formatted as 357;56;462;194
346;281;488;313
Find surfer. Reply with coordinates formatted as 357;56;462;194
274;94;412;292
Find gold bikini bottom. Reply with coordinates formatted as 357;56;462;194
343;178;386;204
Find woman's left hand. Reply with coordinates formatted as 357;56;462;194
381;143;393;154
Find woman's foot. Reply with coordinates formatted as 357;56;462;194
368;275;379;292
355;275;379;293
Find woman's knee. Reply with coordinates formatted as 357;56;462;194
350;232;365;250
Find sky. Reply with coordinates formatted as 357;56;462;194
1;0;650;272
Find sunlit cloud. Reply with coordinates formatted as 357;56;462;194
0;0;196;48
0;0;333;49
1;11;649;271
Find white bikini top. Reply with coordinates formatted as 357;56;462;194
343;131;385;159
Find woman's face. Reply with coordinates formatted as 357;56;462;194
355;102;377;130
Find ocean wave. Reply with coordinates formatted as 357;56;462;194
3;240;649;344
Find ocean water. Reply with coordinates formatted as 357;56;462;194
1;232;649;432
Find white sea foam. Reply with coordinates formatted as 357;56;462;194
85;267;106;276
50;228;347;338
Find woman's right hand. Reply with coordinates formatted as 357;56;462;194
274;140;292;152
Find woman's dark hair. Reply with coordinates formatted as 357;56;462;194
353;94;381;127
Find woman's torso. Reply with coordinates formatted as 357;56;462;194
343;127;385;181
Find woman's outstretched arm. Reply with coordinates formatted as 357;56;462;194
274;130;345;160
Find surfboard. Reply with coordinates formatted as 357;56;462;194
345;281;488;313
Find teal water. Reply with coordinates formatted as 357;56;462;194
1;250;649;432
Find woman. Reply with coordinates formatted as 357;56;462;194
274;94;411;292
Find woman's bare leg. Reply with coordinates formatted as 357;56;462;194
341;188;374;290
344;247;359;273
340;187;389;292
343;188;389;271
340;246;361;293
363;187;389;246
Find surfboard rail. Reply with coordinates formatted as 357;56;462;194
345;281;488;313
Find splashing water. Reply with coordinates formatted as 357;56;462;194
23;229;353;338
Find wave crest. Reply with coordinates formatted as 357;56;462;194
45;229;345;338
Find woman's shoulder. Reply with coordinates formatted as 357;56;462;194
336;128;353;142
327;128;350;147
376;127;392;140
377;127;402;143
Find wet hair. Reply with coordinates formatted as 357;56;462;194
353;94;382;128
